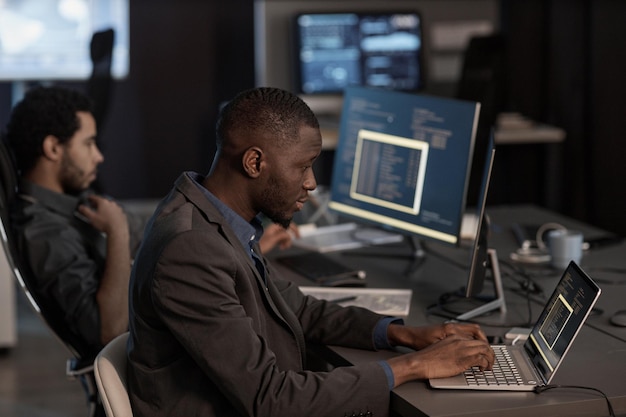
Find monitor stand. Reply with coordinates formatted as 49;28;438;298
342;234;427;276
455;248;507;321
404;235;427;275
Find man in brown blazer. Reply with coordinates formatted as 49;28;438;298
127;87;494;417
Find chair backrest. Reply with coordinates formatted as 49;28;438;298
0;138;18;221
94;332;133;417
1;136;101;415
0;138;37;320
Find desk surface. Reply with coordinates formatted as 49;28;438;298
276;204;626;417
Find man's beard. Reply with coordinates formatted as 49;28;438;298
261;175;293;229
59;154;90;195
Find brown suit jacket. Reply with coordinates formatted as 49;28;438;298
127;172;391;417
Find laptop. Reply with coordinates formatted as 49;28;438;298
429;261;601;391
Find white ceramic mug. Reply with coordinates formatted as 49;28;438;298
547;229;583;269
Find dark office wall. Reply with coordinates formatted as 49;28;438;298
2;1;625;235
587;2;626;235
99;1;218;198
102;0;255;199
502;0;626;235
0;1;255;199
101;0;258;199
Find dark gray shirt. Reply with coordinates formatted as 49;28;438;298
12;180;142;359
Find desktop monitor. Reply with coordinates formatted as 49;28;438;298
455;132;506;321
0;0;129;80
292;11;424;95
465;132;496;298
327;86;480;250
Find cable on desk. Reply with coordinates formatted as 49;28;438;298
498;258;550;327
419;243;555;327
584;266;626;286
498;258;546;295
534;384;615;417
421;253;545;327
421;240;548;297
424;289;537;329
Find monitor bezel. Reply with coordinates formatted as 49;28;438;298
327;86;480;248
464;132;496;297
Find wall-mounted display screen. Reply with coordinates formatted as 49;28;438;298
293;11;424;94
0;0;129;80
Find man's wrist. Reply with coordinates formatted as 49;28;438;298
374;317;404;349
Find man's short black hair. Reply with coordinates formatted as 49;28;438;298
215;87;319;149
4;86;94;174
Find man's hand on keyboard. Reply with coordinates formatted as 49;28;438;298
387;322;489;349
385;323;495;386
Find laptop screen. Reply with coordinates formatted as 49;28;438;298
524;261;601;384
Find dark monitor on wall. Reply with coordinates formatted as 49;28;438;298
292;11;424;95
0;0;129;80
328;86;480;251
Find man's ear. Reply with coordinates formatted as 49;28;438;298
42;135;63;162
242;147;263;178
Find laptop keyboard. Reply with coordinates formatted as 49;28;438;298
464;345;524;386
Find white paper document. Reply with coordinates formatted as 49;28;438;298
299;287;412;316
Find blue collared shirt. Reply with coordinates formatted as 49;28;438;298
189;173;263;255
190;173;399;389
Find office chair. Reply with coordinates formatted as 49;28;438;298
0;138;103;417
94;332;133;417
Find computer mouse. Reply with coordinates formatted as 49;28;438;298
609;310;626;327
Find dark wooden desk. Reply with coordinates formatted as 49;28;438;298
276;204;626;417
